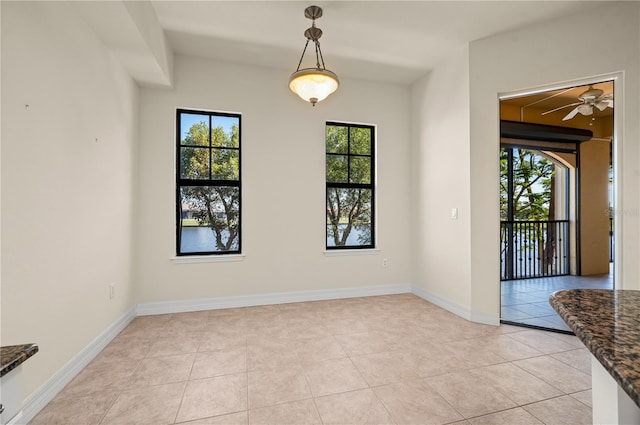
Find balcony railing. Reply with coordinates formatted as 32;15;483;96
500;220;569;280
610;217;614;263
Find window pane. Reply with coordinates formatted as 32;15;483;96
180;147;210;179
211;116;240;148
181;113;210;146
326;188;372;247
211;149;239;180
350;127;371;155
326;154;348;183
180;186;240;253
326;125;348;154
349;157;371;184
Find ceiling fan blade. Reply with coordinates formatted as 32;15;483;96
601;93;613;100
562;106;581;120
595;100;609;111
541;102;582;116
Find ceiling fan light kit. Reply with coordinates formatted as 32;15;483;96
541;85;613;121
289;5;339;106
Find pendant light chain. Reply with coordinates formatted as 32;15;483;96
288;5;340;106
295;39;311;72
316;41;325;70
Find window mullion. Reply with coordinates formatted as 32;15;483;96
347;127;351;184
208;115;213;181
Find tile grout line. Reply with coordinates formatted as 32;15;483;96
302;323;327;425
171;326;203;424
96;368;130;425
509;357;590;397
369;386;400;425
244;335;249;423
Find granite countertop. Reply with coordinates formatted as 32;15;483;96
0;343;39;378
549;289;640;407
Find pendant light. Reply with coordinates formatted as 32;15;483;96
289;5;339;106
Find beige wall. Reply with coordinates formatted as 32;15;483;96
580;140;611;275
469;2;640;322
410;45;473;319
411;2;640;322
134;55;413;304
1;1;139;398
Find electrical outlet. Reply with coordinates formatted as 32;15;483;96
382;258;389;268
109;283;115;300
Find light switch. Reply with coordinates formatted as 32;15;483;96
451;207;458;220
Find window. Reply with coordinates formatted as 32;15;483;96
326;122;375;249
176;109;241;255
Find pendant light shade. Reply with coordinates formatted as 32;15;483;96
289;68;339;105
289;6;339;106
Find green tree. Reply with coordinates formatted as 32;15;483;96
500;148;558;275
180;120;240;251
500;148;555;220
326;125;372;246
327;188;372;246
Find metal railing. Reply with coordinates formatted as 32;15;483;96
610;217;614;263
500;220;569;280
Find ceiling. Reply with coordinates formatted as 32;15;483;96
151;1;610;84
501;81;614;136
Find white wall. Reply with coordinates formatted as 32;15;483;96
1;1;138;398
135;55;412;304
410;46;473;318
468;3;640;319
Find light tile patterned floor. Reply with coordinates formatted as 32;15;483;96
501;272;613;332
29;294;593;425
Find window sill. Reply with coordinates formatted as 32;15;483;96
171;254;245;264
323;248;380;257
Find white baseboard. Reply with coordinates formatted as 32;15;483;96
411;286;472;321
470;310;500;326
137;283;413;316
411;286;500;326
18;306;136;425
7;412;23;425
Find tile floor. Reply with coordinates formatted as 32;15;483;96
30;294;593;425
501;272;613;332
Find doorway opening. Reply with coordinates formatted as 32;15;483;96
499;80;615;333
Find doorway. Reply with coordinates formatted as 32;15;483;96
499;80;615;333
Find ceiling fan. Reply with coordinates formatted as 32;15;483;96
541;85;613;121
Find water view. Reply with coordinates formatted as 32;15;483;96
180;227;235;253
181;224;370;252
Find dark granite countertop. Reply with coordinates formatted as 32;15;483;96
0;343;38;378
549;289;640;407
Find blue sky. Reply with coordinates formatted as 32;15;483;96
180;112;238;140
